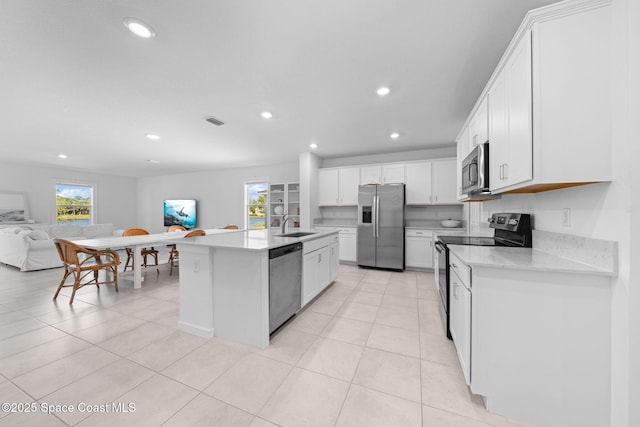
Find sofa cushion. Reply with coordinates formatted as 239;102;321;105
18;229;50;240
49;225;84;238
0;227;24;234
82;223;114;239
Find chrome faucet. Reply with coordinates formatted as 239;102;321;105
281;213;293;234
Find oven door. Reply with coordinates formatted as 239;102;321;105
434;241;451;338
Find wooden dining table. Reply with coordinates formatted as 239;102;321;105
72;228;240;289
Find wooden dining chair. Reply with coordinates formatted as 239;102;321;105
122;228;159;274
223;224;239;229
168;225;186;232
168;229;206;275
53;238;120;304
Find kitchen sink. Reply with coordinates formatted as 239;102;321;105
276;232;317;238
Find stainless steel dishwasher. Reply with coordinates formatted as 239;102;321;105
269;242;303;334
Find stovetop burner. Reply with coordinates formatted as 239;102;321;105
437;213;533;249
437;236;516;247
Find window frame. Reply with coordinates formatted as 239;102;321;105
244;181;269;230
55;181;96;225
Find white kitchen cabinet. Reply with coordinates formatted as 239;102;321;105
360;163;405;185
405;162;432;205
302;237;332;305
270;182;300;230
405;160;459;205
432;160;459;204
318;167;360;206
468;96;488;149
337;227;357;262
456;128;470;201
329;234;339;282
448;251;471;385
405;229;433;269
463;2;612;195
489;30;533;192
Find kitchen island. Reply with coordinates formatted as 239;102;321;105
173;228;339;349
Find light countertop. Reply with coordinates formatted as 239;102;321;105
448;245;616;276
172;228;338;251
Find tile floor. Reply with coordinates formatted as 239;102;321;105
0;261;535;426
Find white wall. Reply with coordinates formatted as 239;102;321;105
320;146;456;168
0;161;137;228
136;161;299;233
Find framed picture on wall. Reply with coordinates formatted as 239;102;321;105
0;191;29;223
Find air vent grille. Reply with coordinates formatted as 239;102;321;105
205;116;225;126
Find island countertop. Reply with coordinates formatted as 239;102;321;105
171;228;338;251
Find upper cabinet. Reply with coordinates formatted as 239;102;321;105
360;164;405;185
458;0;612;195
489;30;533;192
318;167;360;206
405;160;459;205
468;96;489;150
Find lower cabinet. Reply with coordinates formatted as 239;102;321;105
449;257;471;385
330;236;339;282
405;229;433;269
302;236;332;306
315;226;357;262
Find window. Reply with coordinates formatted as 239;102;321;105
56;183;93;225
245;182;268;229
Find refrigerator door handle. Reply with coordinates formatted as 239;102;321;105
375;195;380;238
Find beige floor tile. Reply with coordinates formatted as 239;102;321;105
127;330;207;371
422;404;494;427
382;294;419;311
0;381;34;420
0;318;47;341
349;290;384;307
375;305;420;331
358;280;388;294
362;271;391;284
0;326;67;359
287;310;333;335
12;346;120;399
259;367;349;427
336;384;422;427
352;347;421;402
34;300;102;325
421;360;484;419
43;359;155;425
107;295;167;316
306;295;345;316
385;282;418;298
51;309;124;334
367;323;420;358
322;282;357;300
164;393;254;427
0;311;32;326
162;338;251;390
97;322;174;356
260;328;317;365
204;353;292;414
417;286;440;302
337;300;379;323
297;337;363;381
0;335;90;379
71;315;147;344
0;410;67;426
420;331;458;366
321;317;373;346
77;374;199;427
129;300;179;323
248;418;280;427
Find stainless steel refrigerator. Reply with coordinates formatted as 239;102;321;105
357;184;405;270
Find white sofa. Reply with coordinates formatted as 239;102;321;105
0;223;119;271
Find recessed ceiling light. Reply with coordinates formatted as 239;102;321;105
145;133;160;140
123;17;156;39
58;154;68;159
377;86;391;96
390;132;400;139
309;143;318;149
146;159;160;164
261;111;273;119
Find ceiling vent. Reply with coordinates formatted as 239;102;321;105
205;116;225;126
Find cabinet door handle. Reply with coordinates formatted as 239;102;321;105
451;262;458;268
503;163;508;180
318;254;322;263
434;195;438;202
453;283;459;299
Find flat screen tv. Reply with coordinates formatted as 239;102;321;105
163;199;196;229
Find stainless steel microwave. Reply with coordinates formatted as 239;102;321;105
461;142;490;194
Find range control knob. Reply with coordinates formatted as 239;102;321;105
508;219;519;226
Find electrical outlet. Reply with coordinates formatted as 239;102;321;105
562;208;571;227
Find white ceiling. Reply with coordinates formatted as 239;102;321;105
0;0;559;178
